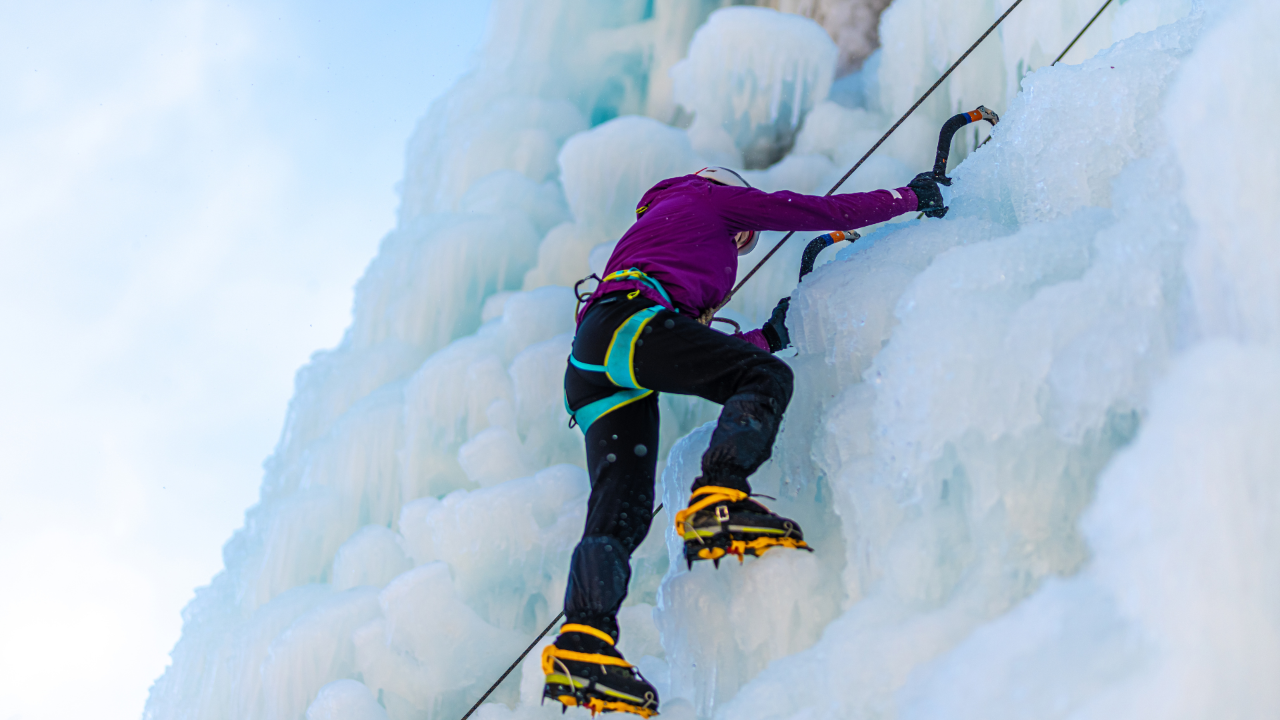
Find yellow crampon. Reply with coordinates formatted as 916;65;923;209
676;486;811;567
672;486;749;537
541;625;631;677
542;625;658;718
556;694;659;719
691;535;811;564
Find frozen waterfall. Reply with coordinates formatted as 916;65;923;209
145;0;1280;719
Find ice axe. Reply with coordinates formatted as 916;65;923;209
932;106;1000;186
798;230;861;281
796;109;1000;279
914;106;999;219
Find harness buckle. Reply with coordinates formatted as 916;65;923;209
715;505;730;523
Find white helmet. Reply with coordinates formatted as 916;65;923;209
696;167;759;255
696;166;751;188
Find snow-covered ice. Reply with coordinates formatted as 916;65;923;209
146;0;1280;719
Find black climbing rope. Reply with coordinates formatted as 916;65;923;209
457;504;666;720
707;0;1030;320
1054;0;1114;65
915;0;1111;217
458;612;562;720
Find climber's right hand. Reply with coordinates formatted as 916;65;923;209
908;172;948;219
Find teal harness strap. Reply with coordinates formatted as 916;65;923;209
569;356;607;373
564;303;658;433
603;306;660;389
565;388;655;434
565;272;672;433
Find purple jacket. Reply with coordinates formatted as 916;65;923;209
581;174;919;350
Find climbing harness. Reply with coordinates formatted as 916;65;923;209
573;274;599;316
567;304;662;387
575;267;676;318
599;268;677;308
713;0;1029;317
566;269;673;433
571;267;737;424
564;388;653;435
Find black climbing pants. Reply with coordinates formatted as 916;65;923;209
561;292;794;639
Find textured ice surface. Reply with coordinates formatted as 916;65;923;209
673;7;839;168
147;0;1280;719
306;680;390;720
1170;0;1280;343
896;338;1280;720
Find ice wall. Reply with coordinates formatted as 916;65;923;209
888;4;1280;717
673;7;839;168
148;0;1280;719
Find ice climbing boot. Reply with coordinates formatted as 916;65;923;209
674;485;811;568
542;623;659;717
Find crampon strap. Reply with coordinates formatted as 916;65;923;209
673;486;750;536
676;486;811;563
540;646;632;676
543;625;655;718
541;623;632;675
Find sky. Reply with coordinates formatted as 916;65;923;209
0;1;491;718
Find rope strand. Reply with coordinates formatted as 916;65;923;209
457;504;666;720
457;611;563;720
1053;0;1114;65
918;0;1114;219
716;0;1030;314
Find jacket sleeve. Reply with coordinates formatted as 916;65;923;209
735;328;773;353
713;185;918;233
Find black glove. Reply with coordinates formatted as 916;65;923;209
908;172;948;218
760;297;791;352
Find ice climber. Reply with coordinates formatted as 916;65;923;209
542;166;944;716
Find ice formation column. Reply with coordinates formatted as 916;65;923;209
672;6;838;168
